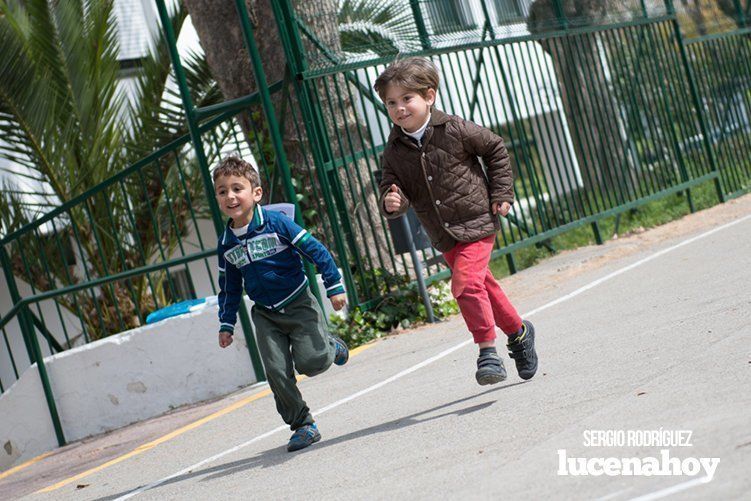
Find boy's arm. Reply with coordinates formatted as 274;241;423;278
378;155;409;219
460;118;514;206
279;216;345;298
217;244;243;334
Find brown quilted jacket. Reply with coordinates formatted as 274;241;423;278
378;109;514;252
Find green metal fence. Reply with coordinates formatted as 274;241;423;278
0;108;263;443
684;31;751;198
276;0;748;309
1;0;750;446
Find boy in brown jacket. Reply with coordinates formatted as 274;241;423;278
375;57;538;385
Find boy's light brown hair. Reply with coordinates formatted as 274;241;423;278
212;156;261;188
373;57;440;100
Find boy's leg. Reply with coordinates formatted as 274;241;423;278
443;236;497;344
483;267;522;335
444;236;507;385
251;306;314;431
285;290;337;377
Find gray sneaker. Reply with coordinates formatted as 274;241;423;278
475;349;507;385
507;320;538;380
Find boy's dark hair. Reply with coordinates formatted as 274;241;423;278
374;57;440;100
213;156;261;188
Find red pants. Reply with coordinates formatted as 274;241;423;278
443;236;522;344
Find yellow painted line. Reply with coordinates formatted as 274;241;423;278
0;451;55;481
37;342;373;493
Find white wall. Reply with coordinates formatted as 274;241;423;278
0;301;260;472
0;364;58;470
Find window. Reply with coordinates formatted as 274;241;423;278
426;0;477;35
492;0;525;25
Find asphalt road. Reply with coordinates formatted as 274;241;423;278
3;198;750;501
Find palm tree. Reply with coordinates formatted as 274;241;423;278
338;0;417;56
0;0;226;342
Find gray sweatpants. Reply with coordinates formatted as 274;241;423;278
251;289;336;430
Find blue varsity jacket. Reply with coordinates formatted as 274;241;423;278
217;205;345;334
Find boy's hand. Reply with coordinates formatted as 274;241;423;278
330;293;347;311
218;331;234;348
384;184;406;213
492;201;511;217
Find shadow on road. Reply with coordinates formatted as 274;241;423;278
97;381;528;499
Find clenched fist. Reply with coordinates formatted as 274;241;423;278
330;293;347;311
492;201;512;217
218;331;233;348
384;184;406;214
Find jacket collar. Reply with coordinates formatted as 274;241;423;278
222;205;265;245
387;108;450;146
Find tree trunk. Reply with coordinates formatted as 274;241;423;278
182;0;393;282
527;0;636;202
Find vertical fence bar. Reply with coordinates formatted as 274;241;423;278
2;243;65;444
19;305;66;446
271;0;361;306
155;0;265;382
232;0;326;307
409;0;431;50
665;0;725;202
1;244;33;358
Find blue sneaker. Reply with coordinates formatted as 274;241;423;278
287;423;321;452
331;335;349;366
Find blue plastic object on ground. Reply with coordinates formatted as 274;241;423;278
146;297;213;324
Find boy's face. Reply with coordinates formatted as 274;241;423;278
214;174;263;227
383;84;436;133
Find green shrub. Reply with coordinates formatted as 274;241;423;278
330;278;458;348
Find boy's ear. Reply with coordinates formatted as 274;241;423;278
426;88;436;106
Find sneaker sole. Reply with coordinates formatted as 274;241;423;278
475;369;507;385
519;359;538;380
287;433;321;452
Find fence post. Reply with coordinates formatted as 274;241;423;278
409;0;432;50
0;245;65;445
231;0;340;315
270;0;362;307
552;0;569;30
0;244;32;358
665;0;726;203
20;305;66;446
154;0;265;382
732;0;747;27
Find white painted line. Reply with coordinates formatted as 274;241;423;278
114;342;471;500
626;476;712;501
115;213;751;499
593;487;632;501
523;212;751;318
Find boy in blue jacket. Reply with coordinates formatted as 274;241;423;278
214;156;349;452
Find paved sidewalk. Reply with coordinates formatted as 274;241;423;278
2;194;750;501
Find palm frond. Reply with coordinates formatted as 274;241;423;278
337;0;417;55
123;2;189;161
